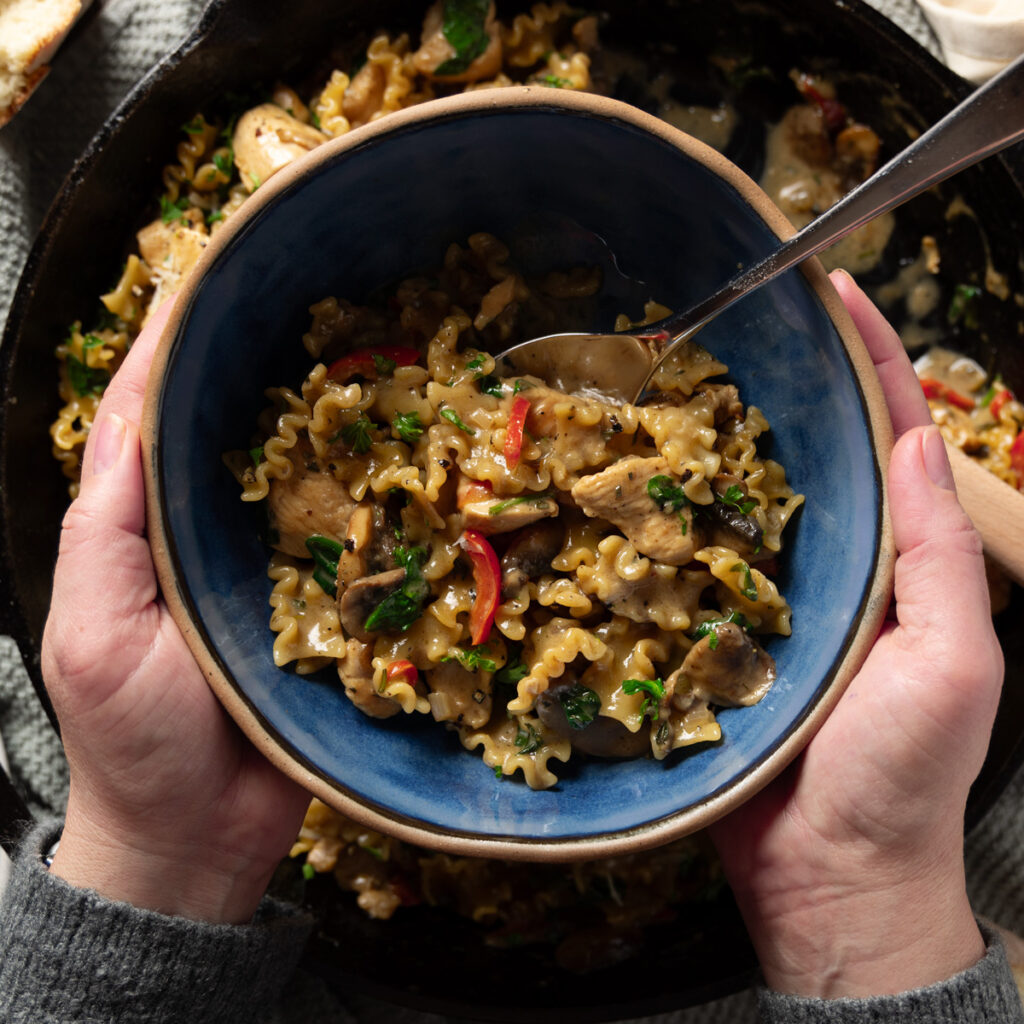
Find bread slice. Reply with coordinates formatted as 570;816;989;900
0;0;89;126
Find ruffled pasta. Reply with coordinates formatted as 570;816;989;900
232;235;802;788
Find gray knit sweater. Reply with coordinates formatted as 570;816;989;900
0;821;1022;1024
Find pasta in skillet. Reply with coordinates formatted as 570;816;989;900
227;234;804;788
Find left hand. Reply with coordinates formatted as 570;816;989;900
43;303;310;924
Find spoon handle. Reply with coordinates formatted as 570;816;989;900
644;53;1024;385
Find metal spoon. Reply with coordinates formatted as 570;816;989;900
497;53;1024;405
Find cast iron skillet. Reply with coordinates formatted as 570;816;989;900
2;1;1023;1018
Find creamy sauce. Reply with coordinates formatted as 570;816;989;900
759;112;894;275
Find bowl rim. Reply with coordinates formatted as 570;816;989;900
142;85;896;861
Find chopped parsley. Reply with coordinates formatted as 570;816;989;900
558;682;602;730
392;409;424;443
67;355;109;397
492;648;529;688
648;474;690;534
693;611;750;650
444;645;498;673
494;765;504;779
181;115;205;135
514;720;543;755
302;862;316;881
206;208;225;226
373;353;397;375
622;677;665;719
948;283;982;329
305;534;346;597
363;545;431;633
249;445;264;466
512;379;534;395
542;74;573;88
732;561;758;601
340;412;377;453
465;353;485;371
487;492;553;516
159;195;190;225
479;374;504;398
440;408;476;435
212;149;233;175
716;484;756;515
435;0;491;76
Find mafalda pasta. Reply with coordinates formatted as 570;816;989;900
227;234;803;788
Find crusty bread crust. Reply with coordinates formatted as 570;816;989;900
0;0;86;126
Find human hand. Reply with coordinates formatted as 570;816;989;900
42;303;310;924
709;270;1004;997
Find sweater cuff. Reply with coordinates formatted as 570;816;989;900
0;819;315;1024
759;922;1024;1023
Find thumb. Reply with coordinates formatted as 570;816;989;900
889;423;993;649
50;413;156;639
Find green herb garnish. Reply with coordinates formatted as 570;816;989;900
693;611;750;650
493;648;529;688
465;353;485;371
558;682;602;730
444;645;498;673
716;484;756;515
207;208;225;225
542;74;573;88
181;116;205;135
159;195;190;225
622;678;665;719
249;445;264;466
732;561;758;601
302;863;316;881
67;355;109;397
213;150;233;175
512;379;534;395
435;0;491;76
373;353;398;375
479;374;504;398
440;408;476;435
647;474;689;512
948;283;982;329
305;535;347;597
514;721;543;755
363;545;430;633
340;413;377;454
392;410;424;444
487;492;552;516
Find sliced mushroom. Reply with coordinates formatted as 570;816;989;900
535;681;647;758
338;568;406;642
500;520;564;596
680;621;775;707
571;455;696;565
412;0;503;83
701;474;763;557
232;103;328;193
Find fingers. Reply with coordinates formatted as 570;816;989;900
888;425;995;651
830;269;931;438
80;301;173;478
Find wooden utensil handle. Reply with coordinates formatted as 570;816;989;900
946;441;1024;588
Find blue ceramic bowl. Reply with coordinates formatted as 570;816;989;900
144;88;894;860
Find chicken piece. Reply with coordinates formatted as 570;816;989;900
425;658;491;729
337;639;401;719
267;457;357;558
136;208;210;316
232;102;328;193
412;0;503;83
571;456;696;565
456;474;558;535
680;622;775;707
338;568;406;642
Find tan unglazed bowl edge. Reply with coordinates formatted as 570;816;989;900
142;87;896;863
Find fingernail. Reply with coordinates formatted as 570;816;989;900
92;414;126;475
922;425;955;491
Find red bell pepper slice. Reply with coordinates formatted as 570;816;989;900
989;387;1015;419
458;528;501;645
794;76;847;131
504;396;531;469
386;659;419;687
326;345;421;382
919;377;975;412
1010;431;1024;487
